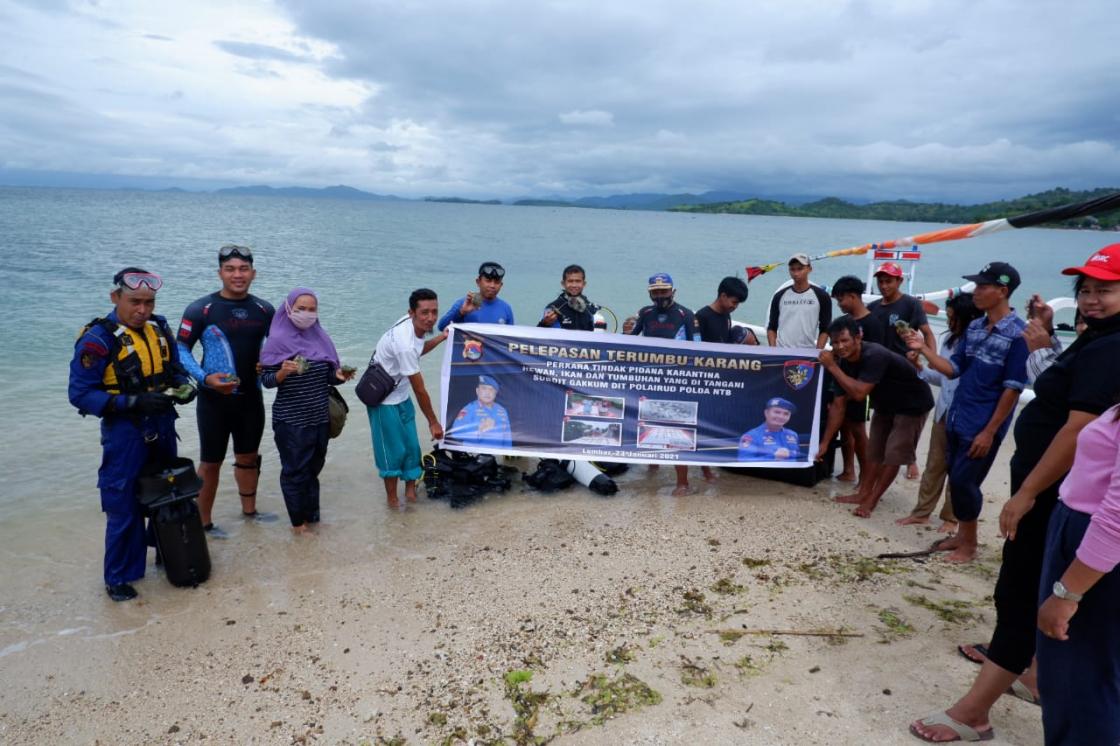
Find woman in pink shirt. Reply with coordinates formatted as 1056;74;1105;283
1034;403;1120;745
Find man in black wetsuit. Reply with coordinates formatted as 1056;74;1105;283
177;245;276;537
631;273;700;342
631;272;703;495
539;264;599;331
696;276;757;345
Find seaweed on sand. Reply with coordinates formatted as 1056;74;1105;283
903;595;979;624
571;672;662;726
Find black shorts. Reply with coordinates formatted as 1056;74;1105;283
196;389;266;463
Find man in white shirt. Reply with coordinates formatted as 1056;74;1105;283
368;289;447;508
766;253;831;349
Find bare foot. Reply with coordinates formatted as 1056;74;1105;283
835;470;857;483
853;498;879;518
291;524;309;535
404;490;418;503
909;708;992;743
834;492;864;504
672;485;693;497
701;467;718;483
931;535;961;552
937;521;958;534
895;515;930;526
386;496;400;509
906;464;921;480
942;546;978;563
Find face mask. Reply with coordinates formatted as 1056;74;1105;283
290;310;318;330
652;294;674;310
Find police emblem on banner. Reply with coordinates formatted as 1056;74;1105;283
462;339;483;361
783;360;815;391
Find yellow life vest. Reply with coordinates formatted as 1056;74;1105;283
99;320;173;394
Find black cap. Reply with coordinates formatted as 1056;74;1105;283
962;262;1020;294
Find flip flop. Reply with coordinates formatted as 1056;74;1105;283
910;711;995;742
957;643;989;665
1006;679;1041;707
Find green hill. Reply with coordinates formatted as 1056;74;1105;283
670;188;1120;229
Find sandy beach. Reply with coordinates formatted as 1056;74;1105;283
0;416;1044;745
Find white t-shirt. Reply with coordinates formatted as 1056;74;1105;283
767;283;831;348
374;316;424;406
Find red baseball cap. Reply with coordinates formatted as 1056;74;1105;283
1061;243;1120;281
874;262;904;278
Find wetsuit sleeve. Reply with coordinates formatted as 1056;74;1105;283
438;298;465;332
69;327;125;417
767;289;782;332
630;310;645;336
176;342;207;384
260;363;281;389
176;300;208;383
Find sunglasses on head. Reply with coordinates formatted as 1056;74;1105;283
479;263;505;279
219;244;253;262
115;272;163;292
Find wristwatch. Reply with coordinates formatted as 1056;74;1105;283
1052;580;1083;602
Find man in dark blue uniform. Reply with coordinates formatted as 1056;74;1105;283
631;273;701;494
738;397;802;461
448;375;513;449
69;268;195;601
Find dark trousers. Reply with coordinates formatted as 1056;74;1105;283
273;420;329;527
99;416;177;586
945;429;1003;522
1037;502;1120;746
986;450;1060;674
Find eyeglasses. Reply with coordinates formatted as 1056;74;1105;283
115;272;163;291
219;244;254;262
478;263;505;279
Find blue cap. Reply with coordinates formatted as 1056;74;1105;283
647;272;674;290
766;397;795;413
478;375;500;391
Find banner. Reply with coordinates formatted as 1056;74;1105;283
439;324;824;467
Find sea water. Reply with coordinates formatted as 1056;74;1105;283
0;186;1106;519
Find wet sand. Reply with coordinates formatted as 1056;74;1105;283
0;421;1044;745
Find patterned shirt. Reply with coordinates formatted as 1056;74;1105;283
261;359;338;427
946;311;1029;439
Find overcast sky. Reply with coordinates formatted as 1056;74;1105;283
0;0;1115;201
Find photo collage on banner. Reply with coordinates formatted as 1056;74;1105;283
439;324;824;467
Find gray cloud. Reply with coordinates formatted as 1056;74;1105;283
0;0;1115;201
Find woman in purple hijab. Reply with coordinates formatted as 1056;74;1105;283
260;288;355;533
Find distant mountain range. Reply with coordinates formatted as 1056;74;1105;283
2;174;1116;228
214;184;404;201
513;190;825;210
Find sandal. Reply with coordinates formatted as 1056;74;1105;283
910;711;994;742
957;643;989;665
1006;679;1041;706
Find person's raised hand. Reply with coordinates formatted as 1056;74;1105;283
1022;319;1053;353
